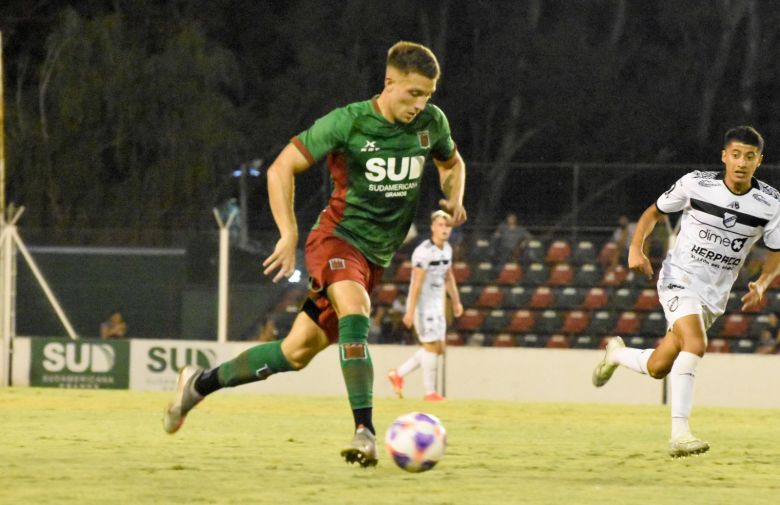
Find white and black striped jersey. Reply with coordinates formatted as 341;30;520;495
408;239;453;313
656;170;780;313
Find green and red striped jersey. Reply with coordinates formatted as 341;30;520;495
292;97;456;267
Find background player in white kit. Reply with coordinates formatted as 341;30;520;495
388;210;464;401
593;126;780;457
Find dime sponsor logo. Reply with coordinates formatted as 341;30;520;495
698;228;747;252
147;346;218;373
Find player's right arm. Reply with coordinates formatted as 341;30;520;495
403;267;427;328
628;204;665;279
262;143;313;283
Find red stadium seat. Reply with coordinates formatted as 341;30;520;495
602;265;628;287
634;289;660;311
561;310;590;335
546;334;571;349
529;286;555;309
720;314;750;338
598;241;620;268
545;240;572;265
451;261;471;283
507;310;535;333
582;287;609;310
547;263;574;286
377;283;399;306
496;262;522;285
493;333;516;347
456;309;484;331
477;285;504;309
707;338;730;353
614;311;640;335
446;332;465;346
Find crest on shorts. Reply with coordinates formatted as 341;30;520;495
417;130;431;149
667;296;679;312
723;212;737;228
328;258;346;270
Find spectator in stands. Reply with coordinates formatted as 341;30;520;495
100;310;127;339
491;212;531;264
757;312;780;354
611;215;637;266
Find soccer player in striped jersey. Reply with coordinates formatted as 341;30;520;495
388;210;464;401
163;41;467;468
592;126;780;457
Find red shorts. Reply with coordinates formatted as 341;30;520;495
301;229;384;342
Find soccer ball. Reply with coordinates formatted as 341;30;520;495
384;412;447;472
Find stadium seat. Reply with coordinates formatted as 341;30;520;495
523;262;549;286
614;311;640;335
493;333;516;347
611;287;637;310
451;261;471;283
556;287;584;309
571;241;597;265
377;283;399;306
529;286;555;309
496;262;522;285
547;263;574;286
503;286;531;308
749;314;772;339
732;338;757;354
459;285;479;307
393;261;413;282
477;285;504;309
627;270;655;288
517;334;545;348
469;238;493;263
573;263;601;286
483;309;509;332
598;241;620;268
626;336;654;349
640;312;667;336
521;239;546;264
720;314;750;338
766;292;780;313
456;308;484;331
726;291;743;312
602;265;628;287
536;310;563;334
561;310;589;335
633;288;660;311
545;240;572;265
507;309;535;333
708;316;724;338
707;338;730;353
471;262;496;284
581;287;609;310
546;334;571;349
587;310;616;336
466;332;488;347
445;331;465;346
570;334;599;349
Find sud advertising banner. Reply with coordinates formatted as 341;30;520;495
129;339;237;391
29;338;130;389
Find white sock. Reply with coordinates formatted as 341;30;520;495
420;350;438;394
611;347;652;375
670;351;701;440
397;348;425;377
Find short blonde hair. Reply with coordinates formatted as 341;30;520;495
430;210;451;223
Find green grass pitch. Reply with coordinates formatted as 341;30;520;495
1;387;778;505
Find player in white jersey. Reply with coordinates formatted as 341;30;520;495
592;126;780;458
388;210;464;401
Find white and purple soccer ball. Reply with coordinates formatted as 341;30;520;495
385;412;447;472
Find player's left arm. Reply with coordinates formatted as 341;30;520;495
741;250;780;310
434;151;467;227
444;268;464;317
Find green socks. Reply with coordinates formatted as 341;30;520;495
218;340;294;387
338;314;373;410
